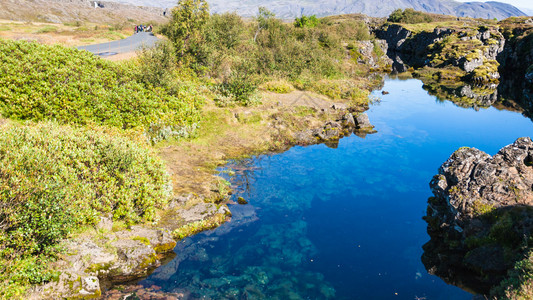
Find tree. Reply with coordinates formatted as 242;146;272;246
294;15;319;28
254;6;275;42
160;0;209;59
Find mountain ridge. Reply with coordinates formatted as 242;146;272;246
109;0;526;19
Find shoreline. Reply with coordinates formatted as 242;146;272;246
31;85;381;298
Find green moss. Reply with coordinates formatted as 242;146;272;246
472;200;496;216
172;213;227;240
237;197;248;205
132;236;151;246
84;262;114;274
139;253;158;269
294;106;316;117
465;49;482;61
237;112;263;124
153;241;177;254
469;60;500;83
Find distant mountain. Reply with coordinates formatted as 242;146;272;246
109;0;526;19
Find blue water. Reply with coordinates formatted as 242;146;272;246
141;78;533;299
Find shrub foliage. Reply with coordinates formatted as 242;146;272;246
155;1;376;105
0;122;171;296
0;39;202;134
388;8;433;24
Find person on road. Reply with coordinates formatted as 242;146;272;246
134;25;138;34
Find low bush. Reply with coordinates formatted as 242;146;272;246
294;15;319;28
160;2;373;103
495;252;533;299
215;71;261;106
0;121;172;296
0;39;203;139
388;8;433;24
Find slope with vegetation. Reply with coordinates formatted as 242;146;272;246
0;36;202;297
0;0;166;25
0;121;172;297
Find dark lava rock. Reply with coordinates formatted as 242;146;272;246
423;137;533;294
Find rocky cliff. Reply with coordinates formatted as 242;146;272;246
376;17;533;111
498;18;533;118
376;22;506;83
423;137;533;295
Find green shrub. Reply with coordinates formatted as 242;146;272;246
0;39;203;140
493;252;533;299
206;12;245;50
0;121;172;294
0;121;171;245
160;4;372;102
294;15;319;28
215;72;260;106
388;8;433;24
160;0;209;64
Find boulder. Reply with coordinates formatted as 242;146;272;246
423;137;533;294
354;113;373;129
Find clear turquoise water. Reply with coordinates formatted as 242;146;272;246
141;78;533;299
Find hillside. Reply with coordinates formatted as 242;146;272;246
0;0;167;24
110;0;526;19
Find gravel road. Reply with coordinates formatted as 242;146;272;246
77;32;159;56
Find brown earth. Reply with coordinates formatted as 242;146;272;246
0;0;167;25
0;19;134;47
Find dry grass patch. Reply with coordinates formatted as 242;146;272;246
0;19;132;47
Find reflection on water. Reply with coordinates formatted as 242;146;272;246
140;78;533;299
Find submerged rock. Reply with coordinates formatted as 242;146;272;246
423;137;533;294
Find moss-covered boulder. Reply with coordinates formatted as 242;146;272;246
423;137;533;296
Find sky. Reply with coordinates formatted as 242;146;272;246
456;0;533;14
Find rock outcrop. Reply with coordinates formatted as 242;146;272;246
376;23;506;84
352;40;393;71
292;105;376;148
497;18;533;119
30;195;231;298
423;137;533;294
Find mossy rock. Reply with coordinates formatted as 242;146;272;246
153;241;177;254
237;197;248;205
